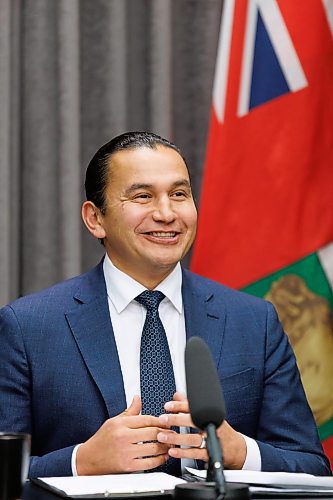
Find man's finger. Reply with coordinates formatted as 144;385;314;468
168;445;207;461
159;412;193;427
173;391;187;401
164;400;189;413
132;454;170;472
121;395;142;417
129;425;171;443
124;415;169;429
157;430;204;449
133;441;170;458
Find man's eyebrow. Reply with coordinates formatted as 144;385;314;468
172;179;192;189
123;179;191;196
123;183;153;196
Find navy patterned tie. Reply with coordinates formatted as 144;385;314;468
136;290;181;476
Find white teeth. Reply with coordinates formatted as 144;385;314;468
149;232;176;237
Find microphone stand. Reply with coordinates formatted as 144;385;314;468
175;337;250;499
206;423;226;500
174;423;250;500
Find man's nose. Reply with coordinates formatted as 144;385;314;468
152;197;176;223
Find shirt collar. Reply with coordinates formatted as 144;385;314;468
103;254;183;314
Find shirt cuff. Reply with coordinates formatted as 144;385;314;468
241;435;261;471
71;444;82;476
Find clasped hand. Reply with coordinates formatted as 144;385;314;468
77;392;246;475
156;392;246;469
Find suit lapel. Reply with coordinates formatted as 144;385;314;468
182;269;226;369
65;263;126;417
64;264;225;418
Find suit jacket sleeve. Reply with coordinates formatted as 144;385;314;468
255;302;330;474
0;305;74;477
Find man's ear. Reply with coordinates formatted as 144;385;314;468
81;201;106;240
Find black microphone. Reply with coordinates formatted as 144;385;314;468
185;336;226;430
186;336;226;497
174;337;250;500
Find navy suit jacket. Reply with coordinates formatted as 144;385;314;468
0;262;330;477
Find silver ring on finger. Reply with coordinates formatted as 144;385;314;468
199;435;206;449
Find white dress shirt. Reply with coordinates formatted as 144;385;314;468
104;255;187;403
72;254;261;473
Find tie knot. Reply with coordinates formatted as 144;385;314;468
135;290;165;311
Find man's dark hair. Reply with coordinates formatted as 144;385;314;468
84;131;188;215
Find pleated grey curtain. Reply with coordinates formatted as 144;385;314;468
0;0;222;306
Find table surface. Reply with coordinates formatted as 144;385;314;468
21;480;333;500
22;481;173;499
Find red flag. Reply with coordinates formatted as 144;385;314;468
191;0;333;289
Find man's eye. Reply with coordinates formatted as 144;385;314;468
172;191;187;198
134;193;151;200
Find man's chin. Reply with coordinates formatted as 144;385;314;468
137;256;180;279
150;258;179;271
148;249;185;268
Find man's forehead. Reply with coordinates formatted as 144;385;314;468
111;144;183;159
108;146;190;180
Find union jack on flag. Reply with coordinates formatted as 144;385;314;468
214;0;314;121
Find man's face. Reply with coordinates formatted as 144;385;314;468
99;145;197;286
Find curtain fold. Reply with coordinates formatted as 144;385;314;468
0;0;21;305
58;0;81;280
150;0;173;138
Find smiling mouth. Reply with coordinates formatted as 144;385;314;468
144;231;179;238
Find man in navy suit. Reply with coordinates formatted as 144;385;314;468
0;132;330;478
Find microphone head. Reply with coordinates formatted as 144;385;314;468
185;336;226;430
